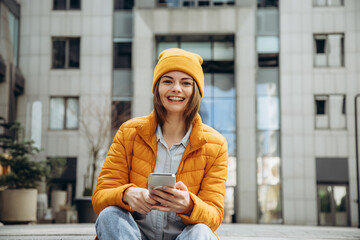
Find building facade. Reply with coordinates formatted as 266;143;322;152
1;0;358;227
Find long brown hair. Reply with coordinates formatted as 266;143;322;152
153;78;201;131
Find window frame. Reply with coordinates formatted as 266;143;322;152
313;0;344;7
314;94;347;130
49;96;79;130
52;37;80;69
53;0;81;10
313;33;345;68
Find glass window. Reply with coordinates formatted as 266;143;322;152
113;69;132;97
111;101;131;131
318;185;332;225
256;68;279;96
157;42;178;57
113;42;132;69
114;12;133;38
258;53;279;67
214;73;235;97
314;34;344;67
180;42;212;61
315;95;346;129
257;96;280;130
257;0;279;8
257;130;280;157
8;11;19;66
214;99;235;131
68;38;80;68
214;42;234;61
257;184;282;223
213;0;235;6
49;97;79;130
199;98;214;126
313;0;343;6
158;0;179;7
114;0;134;9
52;38;80;69
329;95;346;129
31;101;42;149
54;0;81;10
256;36;279;53
334;186;348;226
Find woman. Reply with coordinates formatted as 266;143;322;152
92;48;228;240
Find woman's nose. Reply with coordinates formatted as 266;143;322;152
172;82;182;92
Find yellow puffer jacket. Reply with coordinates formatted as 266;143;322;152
92;111;228;238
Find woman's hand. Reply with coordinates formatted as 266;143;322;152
123;187;159;214
149;181;194;215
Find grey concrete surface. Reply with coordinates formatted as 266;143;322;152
0;223;360;240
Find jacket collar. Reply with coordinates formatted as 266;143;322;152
136;111;207;156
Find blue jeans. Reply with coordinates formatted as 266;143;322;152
95;206;217;240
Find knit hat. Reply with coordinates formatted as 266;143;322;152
152;48;204;97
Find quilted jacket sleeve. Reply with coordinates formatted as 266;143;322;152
92;127;136;215
178;140;228;232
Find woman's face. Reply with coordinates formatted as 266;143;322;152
158;71;194;115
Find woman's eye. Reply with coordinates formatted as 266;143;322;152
182;81;192;86
162;80;172;84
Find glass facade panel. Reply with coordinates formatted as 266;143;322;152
66;98;79;129
315;95;329;128
52;39;66;69
203;73;213;97
257;96;280;130
318;185;333;225
50;98;65;129
113;42;132;68
256;36;279;53
214;99;235;131
114;0;134;9
223;133;236;157
334;186;348;226
257;9;279;35
114;12;133;38
214;74;235;97
54;0;66;9
213;42;234;61
257;0;279;8
8;11;19;66
257;157;280;185
199;98;214;127
111;101;131;131
180;42;212;61
256;68;279;96
328;34;342;67
113;69;132;97
70;0;81;9
329;95;346;129
258;184;282;223
69;38;80;68
157;42;178;57
257;130;280;157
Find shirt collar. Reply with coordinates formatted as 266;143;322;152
156;124;193;148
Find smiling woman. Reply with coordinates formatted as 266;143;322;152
92;48;228;240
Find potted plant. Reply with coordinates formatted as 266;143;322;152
0;122;47;223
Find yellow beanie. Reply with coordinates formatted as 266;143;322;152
152;48;204;97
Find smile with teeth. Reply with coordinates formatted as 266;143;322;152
168;96;185;102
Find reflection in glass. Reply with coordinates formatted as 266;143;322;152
66;98;79;129
180;42;212;60
258;184;282;224
214;42;234;61
256;36;279;53
257;130;280;157
318;185;332;226
214;74;235;97
50;98;65;130
199;98;214;127
113;70;132;97
257;157;280;185
257;96;280;130
222;133;236;157
256;68;279;96
334;186;348;226
157;42;178;56
214;99;235;131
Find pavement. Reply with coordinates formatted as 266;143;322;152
1;223;360;240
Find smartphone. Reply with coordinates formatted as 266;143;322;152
148;173;176;190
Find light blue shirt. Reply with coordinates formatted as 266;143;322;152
135;124;192;240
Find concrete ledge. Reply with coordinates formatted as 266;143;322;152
0;223;360;240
